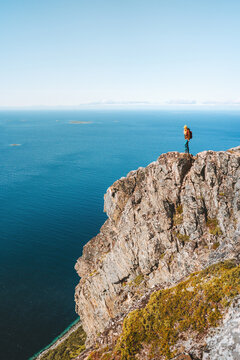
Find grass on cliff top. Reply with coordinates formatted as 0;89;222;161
41;324;86;360
89;260;240;360
116;260;240;359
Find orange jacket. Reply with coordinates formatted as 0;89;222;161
184;128;190;140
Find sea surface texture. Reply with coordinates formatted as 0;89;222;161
0;109;239;360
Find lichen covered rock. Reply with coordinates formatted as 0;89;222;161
84;260;240;360
115;260;240;359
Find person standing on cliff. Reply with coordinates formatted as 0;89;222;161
183;125;192;154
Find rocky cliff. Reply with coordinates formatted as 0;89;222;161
74;147;240;359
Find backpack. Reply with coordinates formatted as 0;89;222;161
188;128;193;139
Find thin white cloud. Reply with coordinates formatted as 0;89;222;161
201;99;240;105
165;99;197;105
79;100;151;106
2;99;240;110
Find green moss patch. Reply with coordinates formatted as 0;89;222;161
41;325;86;360
219;192;225;197
206;218;222;236
212;242;220;250
173;214;183;226
90;269;99;277
174;232;190;244
115;260;240;360
176;205;183;214
126;274;145;288
172;204;184;226
87;346;112;360
133;274;144;286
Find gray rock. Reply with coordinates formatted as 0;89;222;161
203;296;240;360
74;149;240;343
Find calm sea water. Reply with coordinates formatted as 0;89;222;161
0;109;239;360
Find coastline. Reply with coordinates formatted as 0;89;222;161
29;318;81;360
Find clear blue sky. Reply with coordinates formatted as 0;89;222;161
1;0;240;107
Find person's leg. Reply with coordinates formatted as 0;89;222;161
185;140;189;153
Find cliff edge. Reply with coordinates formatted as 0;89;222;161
74;147;240;359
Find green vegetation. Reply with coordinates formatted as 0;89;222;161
124;274;145;288
206;218;222;236
41;325;86;360
133;274;144;286
173;204;183;226
176;204;183;214
173;214;183;226
174;232;190;244
114;260;240;360
212;241;220;250
90;269;99;277
87;346;112;360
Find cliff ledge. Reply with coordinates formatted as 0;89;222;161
74;147;240;360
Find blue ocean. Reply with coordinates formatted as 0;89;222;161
0;109;239;360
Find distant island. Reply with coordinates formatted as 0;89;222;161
10;144;21;146
69;121;92;124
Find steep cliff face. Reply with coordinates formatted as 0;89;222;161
74;147;240;348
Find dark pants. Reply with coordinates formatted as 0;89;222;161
185;140;189;154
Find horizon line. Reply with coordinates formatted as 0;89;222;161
1;102;240;110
